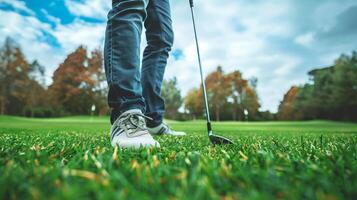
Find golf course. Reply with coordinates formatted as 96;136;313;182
0;115;356;199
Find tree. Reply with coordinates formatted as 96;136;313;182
161;77;183;119
184;88;203;119
280;51;357;121
184;67;261;121
310;66;335;119
205;66;231;121
226;71;260;120
226;70;247;120
331;52;357;120
22;60;47;117
0;37;32;115
24;79;46;117
88;49;108;115
0;39;108;117
29;60;46;86
48;46;107;116
278;86;299;120
48;46;92;115
241;85;260;118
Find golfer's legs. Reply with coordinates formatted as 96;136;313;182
141;0;174;127
104;0;148;124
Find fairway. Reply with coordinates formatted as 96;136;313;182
0;116;356;199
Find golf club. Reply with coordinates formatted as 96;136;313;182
189;0;234;145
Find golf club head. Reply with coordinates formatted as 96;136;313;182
209;133;234;145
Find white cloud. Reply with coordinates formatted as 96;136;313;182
295;32;315;47
273;56;301;76
64;0;110;20
0;0;35;16
52;19;105;52
41;8;61;24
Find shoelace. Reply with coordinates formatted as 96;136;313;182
114;112;152;137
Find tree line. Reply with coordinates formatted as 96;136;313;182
183;67;260;121
2;37;355;121
0;37;263;121
162;67;262;121
278;52;357;121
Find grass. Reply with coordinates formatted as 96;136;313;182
0;115;356;200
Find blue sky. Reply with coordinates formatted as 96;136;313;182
1;0;357;112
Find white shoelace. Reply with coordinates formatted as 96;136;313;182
114;112;152;137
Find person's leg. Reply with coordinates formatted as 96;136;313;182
104;0;148;124
141;0;174;127
104;0;160;149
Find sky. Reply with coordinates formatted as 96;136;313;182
1;0;357;112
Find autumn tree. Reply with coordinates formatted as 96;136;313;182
23;60;47;117
48;46;107;116
226;70;247;120
161;77;183;119
184;88;203;119
241;85;260;119
0;37;32;115
224;71;260;120
88;49;108;115
0;37;50;117
0;39;8;114
278;86;299;120
29;60;46;86
184;66;260;121
205;66;231;121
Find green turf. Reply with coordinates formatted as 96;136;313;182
0;115;356;200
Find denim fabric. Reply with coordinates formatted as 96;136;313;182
104;0;173;126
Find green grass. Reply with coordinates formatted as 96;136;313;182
0;115;356;200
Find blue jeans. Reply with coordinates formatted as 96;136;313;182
104;0;173;127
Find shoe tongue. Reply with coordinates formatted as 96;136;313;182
121;109;142;116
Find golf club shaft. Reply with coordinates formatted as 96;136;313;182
189;3;212;130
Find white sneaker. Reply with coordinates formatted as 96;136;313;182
110;109;160;149
148;122;186;136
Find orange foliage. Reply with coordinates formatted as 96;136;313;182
278;86;299;120
205;66;231;121
48;46;106;115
